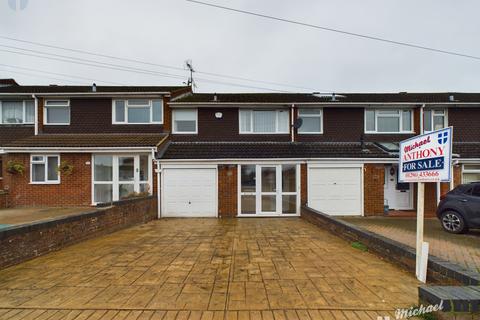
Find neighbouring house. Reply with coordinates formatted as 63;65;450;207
0;81;479;218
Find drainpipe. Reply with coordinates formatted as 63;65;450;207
290;104;295;142
156;161;161;219
32;94;38;135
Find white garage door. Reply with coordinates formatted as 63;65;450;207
308;167;362;216
162;168;217;217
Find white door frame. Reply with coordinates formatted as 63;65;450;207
237;163;300;217
384;164;414;210
307;163;364;216
160;165;218;217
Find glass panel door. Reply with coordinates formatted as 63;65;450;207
118;156;135;199
260;166;277;213
240;165;256;214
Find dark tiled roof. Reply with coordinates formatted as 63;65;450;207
453;143;480;159
4;133;167;148
0;79;18;87
0;126;34;147
172;92;480;104
160;142;394;160
0;85;190;94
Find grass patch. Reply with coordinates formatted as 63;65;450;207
351;241;368;252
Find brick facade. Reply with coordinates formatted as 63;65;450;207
0;196;157;269
218;165;237;218
301;164;307;206
3;153;92;207
0;190;7;209
363;164;385;216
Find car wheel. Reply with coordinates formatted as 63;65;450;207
441;211;468;234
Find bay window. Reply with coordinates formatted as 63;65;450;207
424;109;447;132
365;109;413;133
30;155;60;184
298;108;323;134
239;109;289;134
0;100;34;124
172;109;197;134
44;100;70;125
113;99;163;124
92;154;152;204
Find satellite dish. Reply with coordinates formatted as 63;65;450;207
293;118;303;129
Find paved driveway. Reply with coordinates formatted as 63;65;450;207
0;218;419;319
342;217;480;273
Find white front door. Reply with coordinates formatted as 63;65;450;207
384;165;413;210
308;166;363;216
162;168;217;217
239;164;299;216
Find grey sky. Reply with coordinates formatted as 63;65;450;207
1;0;479;93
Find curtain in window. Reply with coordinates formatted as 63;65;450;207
239;110;252;132
277;110;289;132
253;111;276;132
2;101;23;123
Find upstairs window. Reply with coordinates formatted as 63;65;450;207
424;109;447;132
44;100;70;125
298;108;323;134
113;99;163;124
0;100;34;124
31;155;60;184
239;109;289;134
365;109;413;133
172;109;197;134
463;165;480;184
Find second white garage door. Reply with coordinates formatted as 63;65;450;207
308;166;363;216
162;168;217;217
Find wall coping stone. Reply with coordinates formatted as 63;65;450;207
301;206;480;286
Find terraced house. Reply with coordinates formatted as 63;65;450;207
1;79;479;218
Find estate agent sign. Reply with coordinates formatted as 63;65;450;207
399;127;453;183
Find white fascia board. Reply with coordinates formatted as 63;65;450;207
3;147;156;153
156;158;397;164
169;102;480;107
457;158;480;163
0;92;170;97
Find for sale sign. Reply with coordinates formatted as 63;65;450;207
399;127;453;183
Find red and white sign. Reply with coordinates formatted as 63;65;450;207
399;127;453;183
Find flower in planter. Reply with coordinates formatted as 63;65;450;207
6;160;25;175
57;161;74;176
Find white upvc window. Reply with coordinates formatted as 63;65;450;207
172;109;198;134
463;164;480;184
424;109;447;132
44;100;70;125
30;155;60;184
239;109;289;134
365;109;413;133
113;99;163;124
0;100;34;124
298;108;323;134
92;154;152;204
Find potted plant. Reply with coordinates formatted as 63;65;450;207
6;160;25;175
57;161;74;176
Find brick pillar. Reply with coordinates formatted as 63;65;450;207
364;164;385;216
301;163;307;206
218;165;237;218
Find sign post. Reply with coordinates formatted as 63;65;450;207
399;127;453;283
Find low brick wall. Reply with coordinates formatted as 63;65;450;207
0;190;7;209
0;196;157;269
301;206;480;286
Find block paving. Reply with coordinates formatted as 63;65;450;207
0;218;420;319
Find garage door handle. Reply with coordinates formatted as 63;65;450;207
188;201;191;204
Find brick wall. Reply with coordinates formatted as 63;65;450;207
218;165;237;218
0;196;157;269
363;164;385;216
0;190;7;209
301;164;307;205
3;153;92;207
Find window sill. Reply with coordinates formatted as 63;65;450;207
364;132;415;135
112;122;163;125
239;132;290;135
29;182;60;185
172;132;198;135
298;132;324;135
44;123;70;126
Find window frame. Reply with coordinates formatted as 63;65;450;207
297;108;323;134
30;154;60;184
44;99;71;125
364;108;414;134
424;108;448;133
172;108;198;134
0;100;35;125
462;164;480;184
239;109;290;134
112;99;164;125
